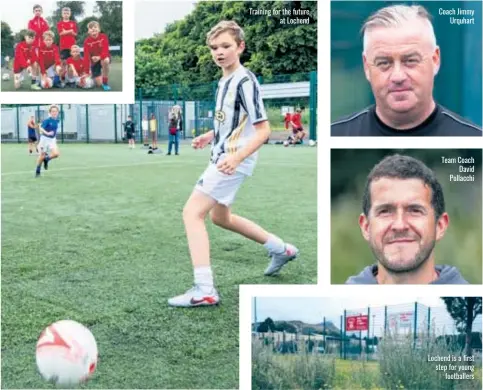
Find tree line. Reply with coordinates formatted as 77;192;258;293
135;1;317;89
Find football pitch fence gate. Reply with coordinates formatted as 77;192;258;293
253;302;483;361
1;72;317;144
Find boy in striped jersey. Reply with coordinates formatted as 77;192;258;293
168;21;299;308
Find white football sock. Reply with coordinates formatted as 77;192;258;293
263;234;285;254
194;266;214;292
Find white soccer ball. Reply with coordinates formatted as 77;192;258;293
41;77;53;89
283;140;289;147
308;139;316;147
2;73;10;81
36;320;98;387
80;75;95;89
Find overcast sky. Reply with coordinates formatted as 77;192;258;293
0;1;97;33
253;296;448;324
135;1;197;41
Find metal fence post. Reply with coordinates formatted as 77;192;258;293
343;310;347;360
367;306;371;355
16;105;20;143
85;105;90;143
340;315;343;359
427;306;431;337
114;104;118;143
138;88;143;143
309;70;317;141
413;302;418;349
384;305;387;337
60;104;64;143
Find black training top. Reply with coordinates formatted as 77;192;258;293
331;104;482;136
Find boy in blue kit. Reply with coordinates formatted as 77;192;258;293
35;105;60;177
168;21;299;308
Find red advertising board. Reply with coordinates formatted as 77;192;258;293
346;315;368;331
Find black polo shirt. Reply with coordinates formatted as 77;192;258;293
331;104;482;136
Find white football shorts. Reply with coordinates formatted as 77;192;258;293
45;65;57;78
38;136;57;152
195;163;246;206
65;74;80;83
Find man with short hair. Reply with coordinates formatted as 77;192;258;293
346;154;469;284
331;4;481;136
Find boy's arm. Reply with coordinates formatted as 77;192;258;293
57;21;66;35
14;45;27;69
38;123;53;136
101;34;110;59
72;22;78;36
234;120;271;162
54;46;61;65
83;41;90;72
38;52;46;75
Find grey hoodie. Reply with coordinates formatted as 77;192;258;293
345;264;469;284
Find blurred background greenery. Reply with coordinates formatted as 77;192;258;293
331;149;482;284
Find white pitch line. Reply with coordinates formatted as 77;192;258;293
2;159;315;176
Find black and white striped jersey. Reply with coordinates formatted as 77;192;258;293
210;65;268;176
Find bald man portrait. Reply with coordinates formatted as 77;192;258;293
331;4;481;136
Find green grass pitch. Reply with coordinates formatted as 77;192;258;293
1;143;317;389
0;57;122;92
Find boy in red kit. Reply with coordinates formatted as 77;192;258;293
287;108;307;145
66;45;93;88
28;4;49;53
13;30;41;90
38;31;62;89
57;7;77;83
83;21;111;91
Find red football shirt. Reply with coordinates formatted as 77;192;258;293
66;56;85;75
14;41;37;73
291;113;303;129
28;16;49;48
83;33;110;70
57;20;78;51
284;113;292;129
38;43;61;74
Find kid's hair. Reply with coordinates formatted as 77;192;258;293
43;30;55;40
62;7;71;13
33;4;42;11
87;21;101;30
70;45;80;51
24;30;36;39
49;104;60;112
206;20;245;45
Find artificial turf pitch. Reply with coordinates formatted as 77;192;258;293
1;143;317;388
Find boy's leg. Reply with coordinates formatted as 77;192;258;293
210;201;298;276
167;134;172;155
43;144;59;170
101;58;111;90
30;63;41;89
35;148;46;176
168;190;219;307
175;133;179;155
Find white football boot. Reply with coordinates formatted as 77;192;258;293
264;243;299;276
168;285;220;307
